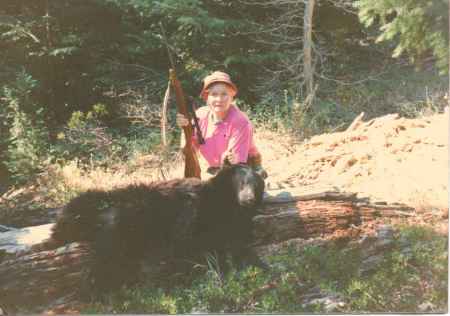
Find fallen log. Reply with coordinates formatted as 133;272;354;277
254;188;413;246
0;243;91;313
0;188;415;313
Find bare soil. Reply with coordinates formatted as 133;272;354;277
259;111;448;209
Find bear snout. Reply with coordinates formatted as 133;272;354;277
238;187;258;207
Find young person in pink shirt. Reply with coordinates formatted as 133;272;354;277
176;71;267;178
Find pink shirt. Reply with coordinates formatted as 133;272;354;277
192;105;259;167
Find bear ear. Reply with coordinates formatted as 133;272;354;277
254;166;268;179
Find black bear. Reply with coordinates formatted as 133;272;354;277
50;163;266;294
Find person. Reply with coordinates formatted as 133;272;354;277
176;71;267;178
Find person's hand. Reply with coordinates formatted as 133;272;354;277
176;113;189;127
223;151;237;164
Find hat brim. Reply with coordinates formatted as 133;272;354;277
200;80;238;101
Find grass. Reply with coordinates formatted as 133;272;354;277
81;225;448;314
346;226;448;312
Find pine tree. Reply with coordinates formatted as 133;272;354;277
355;0;449;74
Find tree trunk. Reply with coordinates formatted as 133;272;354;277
0;188;414;313
44;0;56;111
303;0;315;104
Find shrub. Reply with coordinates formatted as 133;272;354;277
246;96;356;139
53;104;123;165
1;71;49;183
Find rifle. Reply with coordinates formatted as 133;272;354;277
188;97;205;145
160;23;201;179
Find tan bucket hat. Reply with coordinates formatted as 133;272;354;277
200;71;238;101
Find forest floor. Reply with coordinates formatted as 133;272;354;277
0;108;448;314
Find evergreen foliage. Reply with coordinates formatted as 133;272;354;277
355;0;449;74
1;71;50;182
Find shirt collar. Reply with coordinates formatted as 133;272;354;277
209;112;223;125
209;104;235;125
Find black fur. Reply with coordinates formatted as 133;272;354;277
51;163;265;293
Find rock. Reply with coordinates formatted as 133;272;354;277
0;225;17;233
377;225;394;237
418;301;435;312
374;225;394;249
190;307;209;314
254;237;327;260
301;288;346;312
359;254;384;275
358;225;395;275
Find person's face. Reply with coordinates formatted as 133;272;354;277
206;83;235;117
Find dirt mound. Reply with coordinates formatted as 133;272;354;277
257;110;449;211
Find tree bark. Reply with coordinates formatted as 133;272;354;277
0;242;91;313
303;0;315;104
0;188;415;313
253;189;413;246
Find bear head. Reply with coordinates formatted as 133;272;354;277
209;162;265;212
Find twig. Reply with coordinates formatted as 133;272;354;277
161;81;171;148
346;112;365;132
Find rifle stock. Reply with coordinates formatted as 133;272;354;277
169;69;201;179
